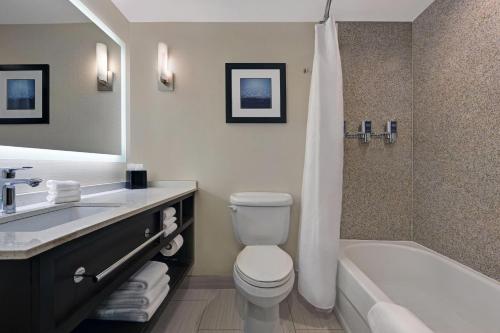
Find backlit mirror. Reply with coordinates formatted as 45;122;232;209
0;0;124;159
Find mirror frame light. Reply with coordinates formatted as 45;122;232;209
0;0;127;163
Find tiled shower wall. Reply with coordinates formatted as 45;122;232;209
339;23;413;240
413;0;500;280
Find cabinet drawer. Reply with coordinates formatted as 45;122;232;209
42;210;162;327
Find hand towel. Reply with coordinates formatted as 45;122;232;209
163;207;176;219
163;216;177;229
46;180;81;191
160;235;183;257
47;191;81;204
99;275;170;309
163;222;178;237
92;283;170;322
117;261;168;291
368;302;434;333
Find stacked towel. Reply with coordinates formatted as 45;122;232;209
163;207;176;220
161;235;184;257
93;261;170;322
46;180;81;204
163;207;178;236
367;302;434;333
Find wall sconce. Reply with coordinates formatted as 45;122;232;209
158;42;174;91
96;42;114;91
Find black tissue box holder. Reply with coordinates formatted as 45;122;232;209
126;170;148;189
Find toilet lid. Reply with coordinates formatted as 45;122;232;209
235;246;293;288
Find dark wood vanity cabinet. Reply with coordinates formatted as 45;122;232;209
0;192;195;333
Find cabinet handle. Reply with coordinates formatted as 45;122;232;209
93;229;165;282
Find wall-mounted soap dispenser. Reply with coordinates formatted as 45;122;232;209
360;120;372;144
385;120;397;144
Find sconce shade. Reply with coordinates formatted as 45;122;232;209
96;42;113;91
158;42;174;91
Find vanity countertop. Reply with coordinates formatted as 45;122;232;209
0;181;197;259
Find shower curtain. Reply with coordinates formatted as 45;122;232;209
297;14;343;311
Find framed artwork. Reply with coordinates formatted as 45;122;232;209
0;64;49;124
225;63;286;123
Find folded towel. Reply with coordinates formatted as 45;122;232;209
163;222;178;237
118;261;168;291
46;180;81;191
48;189;81;197
92;282;170;322
163;216;177;228
99;275;170;309
160;235;183;257
163;207;176;219
47;191;81;204
368;302;434;333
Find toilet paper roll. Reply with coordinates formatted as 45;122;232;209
160;235;184;257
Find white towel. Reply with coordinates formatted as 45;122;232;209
368;302;434;333
163;216;177;229
118;261;168;291
163;207;176;219
46;180;81;191
163;222;178;237
47;191;81;204
160;235;183;257
99;275;170;309
92;283;170;322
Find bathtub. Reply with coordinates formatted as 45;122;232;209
334;240;500;333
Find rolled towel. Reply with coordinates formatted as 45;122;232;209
47;190;81;204
163;216;177;229
46;180;81;191
163;222;178;237
368;302;434;333
160;235;183;257
92;282;170;322
99;275;170;309
118;261;168;291
163;207;176;219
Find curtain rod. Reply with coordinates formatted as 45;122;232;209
319;0;333;24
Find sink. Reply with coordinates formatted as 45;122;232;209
0;203;121;232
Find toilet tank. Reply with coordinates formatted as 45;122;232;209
229;192;293;245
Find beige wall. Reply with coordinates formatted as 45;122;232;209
413;0;500;280
129;23;315;275
0;23;121;155
0;0;128;191
339;23;413;240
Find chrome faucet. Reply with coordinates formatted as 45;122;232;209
0;167;43;214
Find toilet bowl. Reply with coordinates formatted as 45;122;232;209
233;246;295;333
229;192;294;333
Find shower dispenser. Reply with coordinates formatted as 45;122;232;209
344;120;397;144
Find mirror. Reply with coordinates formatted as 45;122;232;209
0;0;123;157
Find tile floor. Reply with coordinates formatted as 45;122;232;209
152;288;345;333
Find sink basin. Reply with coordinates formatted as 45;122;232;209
0;203;121;232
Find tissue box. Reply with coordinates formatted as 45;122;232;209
126;170;148;189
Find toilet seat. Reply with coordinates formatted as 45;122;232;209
235;245;293;288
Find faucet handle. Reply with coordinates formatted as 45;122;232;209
0;166;33;178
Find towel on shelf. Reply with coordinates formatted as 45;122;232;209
99;275;170;309
163;207;176;219
92;282;170;322
163;216;177;228
46;180;81;191
46;190;81;204
164;222;178;237
118;261;168;291
367;302;434;333
160;234;183;257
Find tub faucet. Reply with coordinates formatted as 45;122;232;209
0;167;43;214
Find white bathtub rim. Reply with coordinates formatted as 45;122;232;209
339;239;499;287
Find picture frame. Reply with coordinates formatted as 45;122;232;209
225;63;286;123
0;64;49;124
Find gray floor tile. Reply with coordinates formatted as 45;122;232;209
198;289;245;330
152;300;207;333
287;291;343;330
173;288;220;301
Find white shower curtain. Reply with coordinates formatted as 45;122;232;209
297;14;343;311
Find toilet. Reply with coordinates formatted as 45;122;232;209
229;192;294;333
